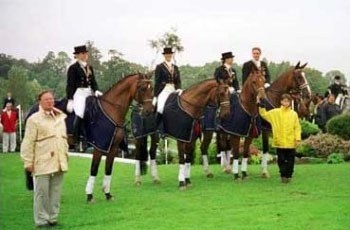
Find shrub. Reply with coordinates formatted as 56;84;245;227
298;133;350;159
326;114;350;140
300;120;321;139
327;153;345;164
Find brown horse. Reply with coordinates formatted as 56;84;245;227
162;79;231;190
216;70;267;180
85;73;154;203
260;62;311;177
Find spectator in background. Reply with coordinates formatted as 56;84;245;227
326;75;347;99
3;92;15;110
318;94;341;132
1;102;18;152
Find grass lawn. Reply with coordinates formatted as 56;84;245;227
0;154;349;230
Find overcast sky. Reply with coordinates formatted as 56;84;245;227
1;0;349;81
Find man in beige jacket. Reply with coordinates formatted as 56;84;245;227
21;90;69;228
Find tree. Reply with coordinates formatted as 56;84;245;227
149;27;184;55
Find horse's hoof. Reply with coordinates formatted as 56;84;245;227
223;168;231;174
233;174;241;181
134;180;142;186
86;194;95;204
206;172;214;178
179;181;186;191
242;172;248;180
153;178;161;185
105;193;114;201
261;172;270;178
185;178;192;187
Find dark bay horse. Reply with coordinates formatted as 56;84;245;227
85;73;154;203
162;79;231;190
216;70;267;180
260;62;311;177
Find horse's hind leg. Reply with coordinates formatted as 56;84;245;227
200;131;214;178
218;132;231;173
177;141;186;190
85;149;103;203
261;131;270;178
241;137;253;180
149;133;160;184
184;140;196;187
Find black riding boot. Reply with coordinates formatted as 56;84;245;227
73;116;83;152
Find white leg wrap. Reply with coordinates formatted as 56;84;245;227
220;151;226;167
202;155;209;171
241;158;248;172
225;151;231;167
85;176;96;195
150;159;159;178
102;175;112;194
178;164;185;182
184;163;191;178
135;160;141;176
261;153;268;170
232;159;239;174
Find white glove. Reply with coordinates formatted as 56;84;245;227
66;100;74;113
237;90;241;94
175;89;183;95
95;90;103;97
264;83;270;88
229;87;235;94
152;97;157;106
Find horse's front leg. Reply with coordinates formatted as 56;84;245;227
85;149;103;203
103;130;123;201
241;137;253;180
218;132;231;173
261;130;270;178
200;130;214;178
134;136;147;186
230;136;241;180
149;133;160;184
177;141;186;190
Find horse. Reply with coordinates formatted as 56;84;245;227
215;70;267;180
260;62;311;177
158;79;231;190
84;73;154;203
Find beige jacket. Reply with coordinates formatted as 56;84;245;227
21;107;69;176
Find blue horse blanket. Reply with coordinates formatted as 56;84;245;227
131;106;157;139
218;94;261;137
162;93;196;143
201;105;218;131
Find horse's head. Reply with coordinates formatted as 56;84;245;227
245;70;267;101
216;79;231;119
291;62;311;99
133;72;154;116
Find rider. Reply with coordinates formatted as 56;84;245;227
66;45;102;149
214;51;240;172
327;75;347;102
242;47;271;87
153;47;181;110
214;52;240;92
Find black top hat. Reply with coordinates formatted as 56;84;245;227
162;47;174;54
73;45;88;54
221;52;234;60
334;75;341;80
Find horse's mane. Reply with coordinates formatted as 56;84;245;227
183;79;216;92
104;73;139;94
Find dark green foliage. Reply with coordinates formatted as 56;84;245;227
300;120;321;139
326;114;350;140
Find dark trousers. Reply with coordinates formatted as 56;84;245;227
276;148;295;178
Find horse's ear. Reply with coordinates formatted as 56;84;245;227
146;70;154;79
295;61;301;69
300;62;308;69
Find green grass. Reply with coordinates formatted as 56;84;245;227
0;154;349;230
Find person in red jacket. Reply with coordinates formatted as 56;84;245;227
1;102;18;152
